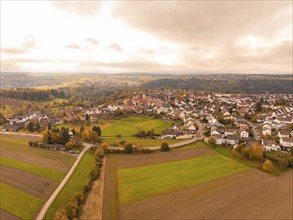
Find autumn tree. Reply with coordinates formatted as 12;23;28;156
262;159;273;172
207;136;216;145
249;142;264;160
101;142;109;151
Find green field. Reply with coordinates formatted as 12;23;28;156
174;141;207;151
0;183;43;220
0;157;64;181
118;154;248;203
44;152;95;220
102;116;171;137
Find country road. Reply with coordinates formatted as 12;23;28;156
0;131;42;137
35;142;92;220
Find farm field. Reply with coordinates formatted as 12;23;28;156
0;134;75;219
118;154;248;203
120;169;293;219
44;152;95;220
55;116;171;138
103;147;215;219
102;116;171;137
104;142;293;220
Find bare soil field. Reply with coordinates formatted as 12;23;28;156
0;209;20;220
103;148;215;220
0;165;57;199
1;150;70;172
120;169;293;220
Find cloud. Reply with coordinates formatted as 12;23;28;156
109;43;124;52
113;1;291;45
1;47;28;55
51;1;102;17
85;38;99;45
112;1;292;73
65;44;81;50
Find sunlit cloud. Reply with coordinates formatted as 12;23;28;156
0;1;292;73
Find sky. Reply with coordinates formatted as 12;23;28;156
1;1;292;74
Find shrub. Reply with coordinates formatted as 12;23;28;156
262;159;274;172
65;205;78;220
160;142;170;152
124;143;133;154
95;148;105;159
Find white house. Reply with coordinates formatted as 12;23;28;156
262;140;281;151
240;130;249;139
224;129;237;136
278;131;290;139
211;129;221;136
213;134;223;145
227;135;239;145
262;127;271;136
280;137;293;148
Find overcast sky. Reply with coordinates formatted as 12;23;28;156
1;1;292;74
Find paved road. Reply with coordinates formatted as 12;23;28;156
35;143;92;220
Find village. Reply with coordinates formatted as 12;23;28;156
2;89;293;152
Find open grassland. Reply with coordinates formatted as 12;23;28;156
118;154;248;203
0;183;43;220
102;116;171;137
44;152;95;220
0;157;64;181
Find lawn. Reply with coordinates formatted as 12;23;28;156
174;141;208;151
118;154;248;203
0;183;43;220
0;157;64;181
44;152;95;220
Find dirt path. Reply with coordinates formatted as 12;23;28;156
102;148;214;220
120;169;293;220
0;165;57;199
35;143;92;220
